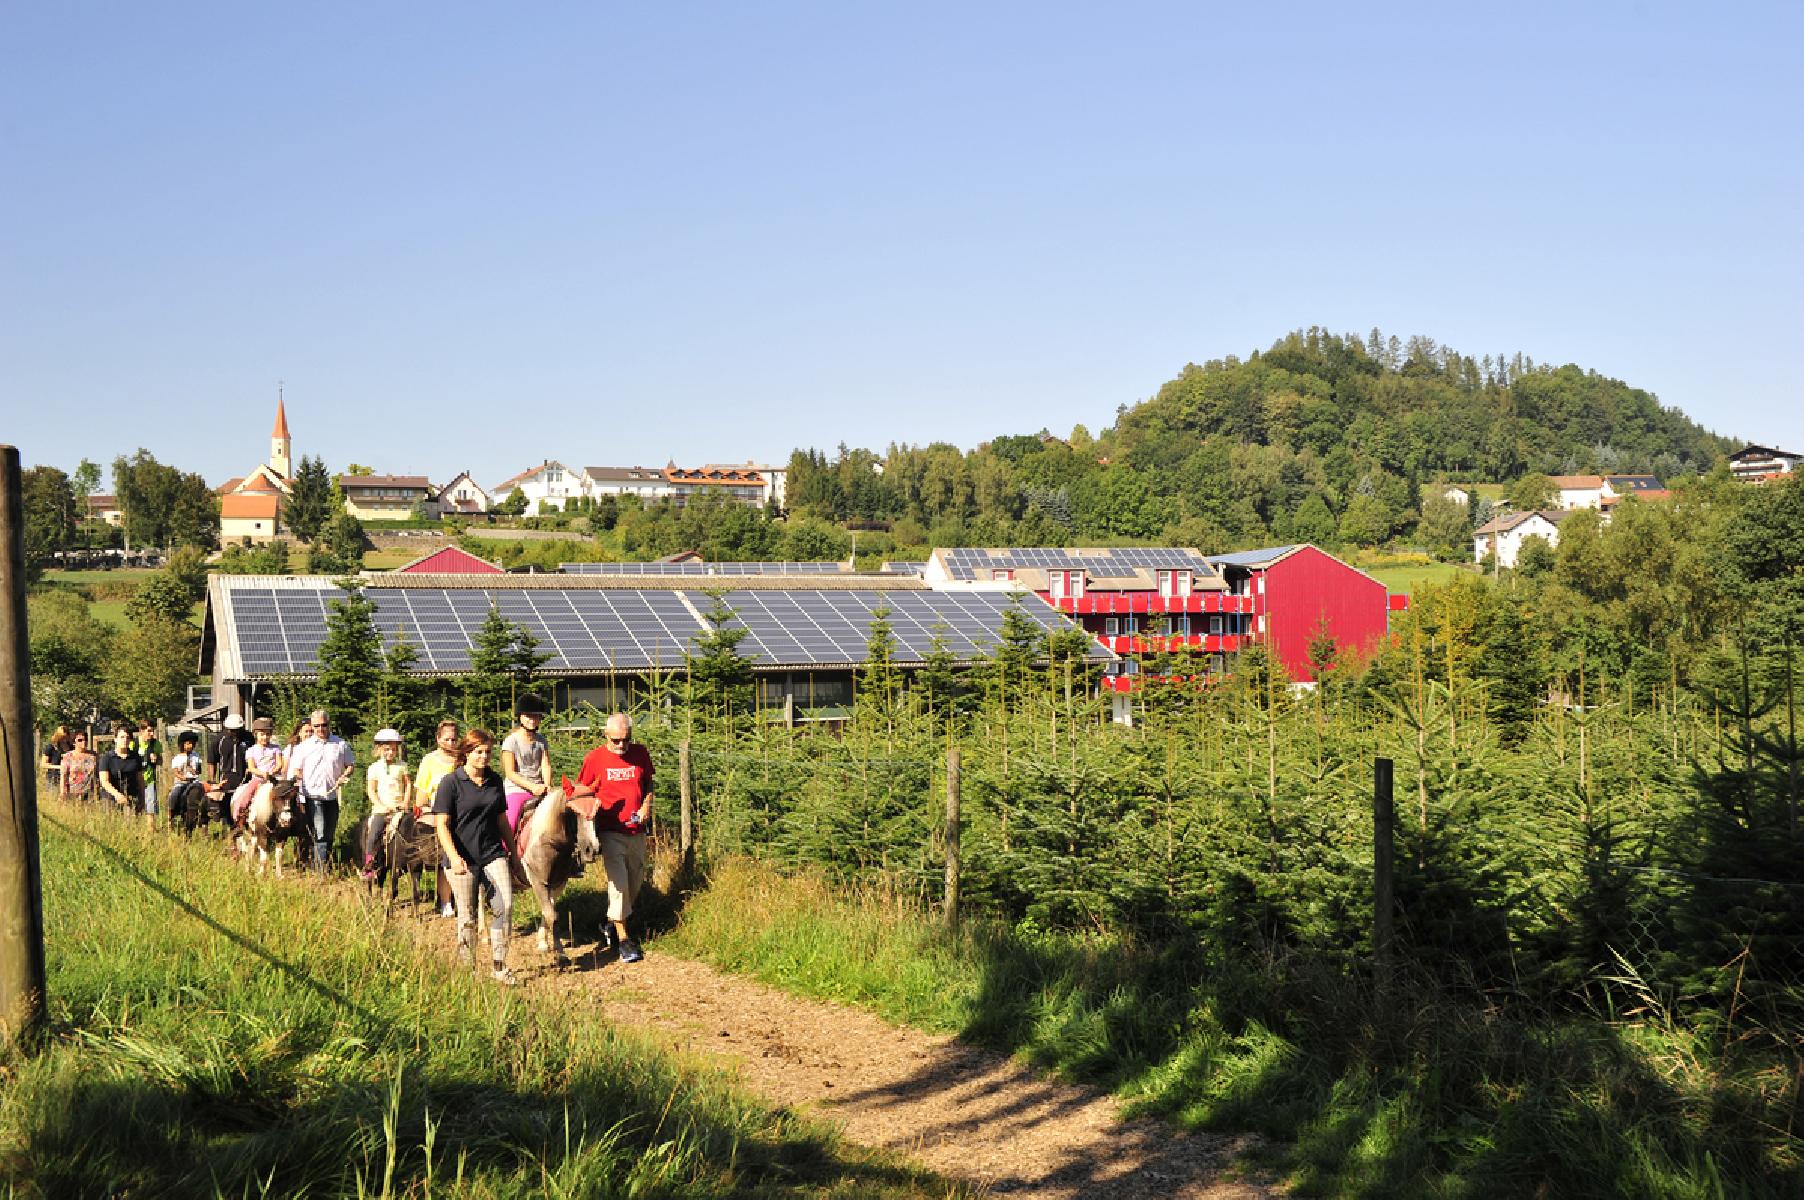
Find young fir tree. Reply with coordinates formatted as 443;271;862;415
917;626;970;728
687;590;754;729
315;577;383;737
464;604;552;727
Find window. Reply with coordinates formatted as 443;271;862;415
992;568;1014;581
1105;617;1120;637
1175;615;1190;636
1209;615;1223;635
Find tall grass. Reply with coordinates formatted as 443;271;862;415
1;802;966;1199
662;859;1803;1199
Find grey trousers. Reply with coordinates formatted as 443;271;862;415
449;857;513;964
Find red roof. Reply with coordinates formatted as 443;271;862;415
221;493;280;520
394;545;505;574
272;396;290;439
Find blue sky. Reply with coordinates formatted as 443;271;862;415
3;2;1799;492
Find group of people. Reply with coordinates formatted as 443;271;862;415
44;720;176;818
45;699;657;987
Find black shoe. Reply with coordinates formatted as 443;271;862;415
618;938;644;964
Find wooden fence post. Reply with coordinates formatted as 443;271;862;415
944;744;961;929
0;446;47;1048
1374;756;1395;994
678;739;694;865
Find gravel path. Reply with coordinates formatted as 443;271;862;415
509;937;1279;1199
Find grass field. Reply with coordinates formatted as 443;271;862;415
661;861;1799;1198
3;802;964;1199
361;548;419;569
1362;560;1470;594
38;567;157;589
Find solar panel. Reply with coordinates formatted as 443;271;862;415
559;561;845;575
220;581;1108;678
939;546;1213;580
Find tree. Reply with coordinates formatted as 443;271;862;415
71;458;102;500
27;590;108;730
464;605;552;725
21;465;77;579
344;463;375;477
917;626;970;726
315;578;384;737
1417;491;1472;559
1305;615;1339;681
287;455;333;542
111;450;219;550
687;591;754;723
308;511;367;574
1337;493;1396;546
125;571;197;625
497;488;529;517
1285;493;1338;546
1507;472;1556;512
104;616;199;724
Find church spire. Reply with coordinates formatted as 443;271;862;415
269;384;293;479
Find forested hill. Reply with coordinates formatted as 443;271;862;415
1113;327;1730;484
783;327;1736;553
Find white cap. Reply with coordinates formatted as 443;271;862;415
224;714;245;729
373;728;403;743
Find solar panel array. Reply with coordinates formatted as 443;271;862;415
940;547;1213;581
223;583;1107;677
879;561;927;575
559;561;846;576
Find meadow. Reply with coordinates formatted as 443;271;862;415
1;799;964;1200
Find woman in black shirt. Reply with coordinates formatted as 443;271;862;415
433;729;521;985
97;726;145;817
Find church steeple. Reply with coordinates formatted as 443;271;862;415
270;385;292;479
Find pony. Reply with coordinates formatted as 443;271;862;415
238;777;304;877
516;786;598;964
351;810;442;913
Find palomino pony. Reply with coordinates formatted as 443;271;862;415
238;777;304;877
516;786;599;963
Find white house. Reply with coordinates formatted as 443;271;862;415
1474;510;1567;568
705;461;788;508
1728;445;1801;484
581;465;673;505
1549;475;1608;510
436;470;491;516
491;460;578;515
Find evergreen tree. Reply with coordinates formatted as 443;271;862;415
287;455;333;542
687;590;754;725
464;604;552;726
314;577;383;737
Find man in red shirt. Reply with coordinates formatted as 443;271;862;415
572;712;654;962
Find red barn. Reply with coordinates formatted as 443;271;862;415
1206;545;1400;683
394;545;505;575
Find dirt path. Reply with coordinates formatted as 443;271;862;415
499;936;1278;1199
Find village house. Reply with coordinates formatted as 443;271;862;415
435;470;490;515
663;465;768;509
1474;509;1567;568
1550;475;1609;509
1728;445;1801;483
580;465;672;505
490;460;579;515
336;474;435;521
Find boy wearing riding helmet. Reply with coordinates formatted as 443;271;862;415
500;695;551;834
363;728;413;880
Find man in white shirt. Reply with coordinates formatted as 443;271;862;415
287;709;356;875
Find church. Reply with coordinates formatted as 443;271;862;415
218;394;294;543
